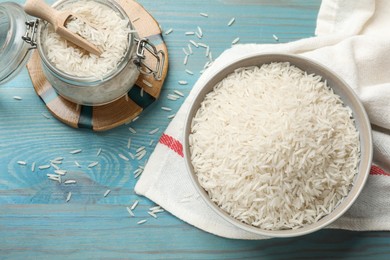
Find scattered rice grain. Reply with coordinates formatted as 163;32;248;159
54;169;67;176
137;219;147;225
148;212;157;218
31;162;36;172
104;189;111;197
118;153;129;161
161;107;172;111
189;40;198;48
228;17;235;26
88;161;99;168
39;165;51;170
126;207;135;216
185;69;194;75
149;128;159;135
164;28;173;35
131;200;139;210
128;127;137;134
232;37;240;45
70;149;82;154
174;90;184;97
142;79;153;88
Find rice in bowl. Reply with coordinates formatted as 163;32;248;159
188;61;361;231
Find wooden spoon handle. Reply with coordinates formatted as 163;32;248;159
24;0;59;28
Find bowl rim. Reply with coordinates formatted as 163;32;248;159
183;52;373;238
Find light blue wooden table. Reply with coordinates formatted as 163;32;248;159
2;0;390;259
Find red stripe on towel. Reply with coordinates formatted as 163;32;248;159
159;134;184;157
370;165;390;177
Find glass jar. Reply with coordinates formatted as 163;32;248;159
0;0;165;106
0;2;33;85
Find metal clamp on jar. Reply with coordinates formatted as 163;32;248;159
0;0;165;106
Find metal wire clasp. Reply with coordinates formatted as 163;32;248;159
22;19;39;50
134;38;165;80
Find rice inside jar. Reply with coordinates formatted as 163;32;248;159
36;0;140;106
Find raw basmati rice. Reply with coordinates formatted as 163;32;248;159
41;113;50;119
197;26;203;37
31;162;36;172
128;152;135;160
189;40;198;48
42;0;132;78
187;44;193;55
149;128;159;135
148;212;157;218
126;206;135;216
119;153;129;161
66;192;72;202
136;146;146;152
137;219;147;225
164;28;173;35
185;69;194;75
88;161;99;168
189;62;360;231
54;169;67;176
104;189;111;197
51;163;60;170
131;200;139;210
142;79;153;88
161;106;172;111
174;90;184;97
231;37;240;45
227;17;235;26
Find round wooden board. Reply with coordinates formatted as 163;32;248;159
26;0;168;131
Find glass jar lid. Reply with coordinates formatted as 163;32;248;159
0;2;33;85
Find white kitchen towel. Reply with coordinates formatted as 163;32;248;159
135;0;390;239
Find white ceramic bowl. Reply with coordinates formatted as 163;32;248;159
183;53;373;238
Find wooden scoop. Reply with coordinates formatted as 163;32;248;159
24;0;102;56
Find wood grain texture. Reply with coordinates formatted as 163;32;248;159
3;0;390;259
